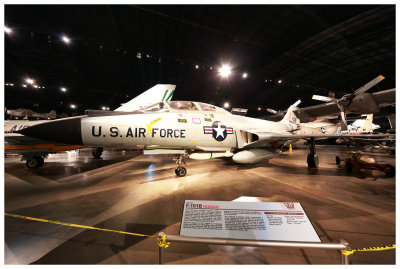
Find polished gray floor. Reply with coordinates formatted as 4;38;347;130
4;146;395;264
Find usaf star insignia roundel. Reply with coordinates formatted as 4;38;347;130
203;121;233;141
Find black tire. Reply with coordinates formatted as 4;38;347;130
175;167;187;177
384;164;395;177
92;147;103;158
307;153;319;168
335;156;341;166
26;158;39;168
345;160;352;173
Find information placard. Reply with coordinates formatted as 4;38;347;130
180;200;320;242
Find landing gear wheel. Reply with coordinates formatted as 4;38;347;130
345;160;353;173
307;153;319;168
92;147;103;158
175;166;187;177
335;156;341;166
384;164;395;177
26;157;41;168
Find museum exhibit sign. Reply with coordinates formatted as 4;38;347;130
180;200;321;242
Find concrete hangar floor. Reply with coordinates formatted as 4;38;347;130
4;146;395;265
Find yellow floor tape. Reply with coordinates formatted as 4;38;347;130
341;245;396;256
5;213;170;248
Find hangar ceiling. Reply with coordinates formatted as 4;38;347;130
4;5;395;117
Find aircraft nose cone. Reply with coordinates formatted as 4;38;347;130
18;117;83;145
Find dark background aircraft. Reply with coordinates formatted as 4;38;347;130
4;5;395;128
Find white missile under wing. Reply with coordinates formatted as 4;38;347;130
18;99;394;176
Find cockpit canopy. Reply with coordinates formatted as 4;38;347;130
140;101;228;113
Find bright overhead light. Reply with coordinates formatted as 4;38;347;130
242;73;248;78
21;84;27;88
258;107;261;111
25;78;34;84
218;65;232;78
224;102;230;108
33;85;39;88
195;65;199;69
278;80;282;84
61;35;70;44
70;104;76;109
5;26;12;34
60;87;67;92
102;106;106;110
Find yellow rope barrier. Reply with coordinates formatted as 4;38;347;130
5;213;170;248
341;245;396;256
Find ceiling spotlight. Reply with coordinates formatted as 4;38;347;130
218;64;232;78
60;87;67;92
209;67;213;70
195;65;199;69
33;85;39;88
242;73;248;78
258;107;261;111
5;26;12;34
278;80;282;84
61;35;70;44
21;84;27;88
70;104;76;109
224;102;230;108
101;106;106;110
25;78;34;84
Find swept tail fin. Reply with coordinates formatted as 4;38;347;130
279;100;301;131
115;84;176;112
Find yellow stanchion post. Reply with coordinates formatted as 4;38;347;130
289;144;292;152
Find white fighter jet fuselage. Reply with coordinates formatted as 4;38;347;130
19;100;389;176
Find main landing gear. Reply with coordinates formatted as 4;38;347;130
307;138;319;168
24;154;45;168
173;153;187;177
92;147;103;158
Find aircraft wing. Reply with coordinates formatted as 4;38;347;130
242;132;395;149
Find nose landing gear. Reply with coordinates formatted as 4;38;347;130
173;153;187;177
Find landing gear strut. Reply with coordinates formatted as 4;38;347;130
307;138;319;168
173;153;187;177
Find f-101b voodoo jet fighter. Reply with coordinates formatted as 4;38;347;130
19;100;393;176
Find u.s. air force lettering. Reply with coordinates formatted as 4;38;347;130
91;126;186;138
203;121;233;141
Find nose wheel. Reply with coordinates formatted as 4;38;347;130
173;153;188;177
175;166;187;177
